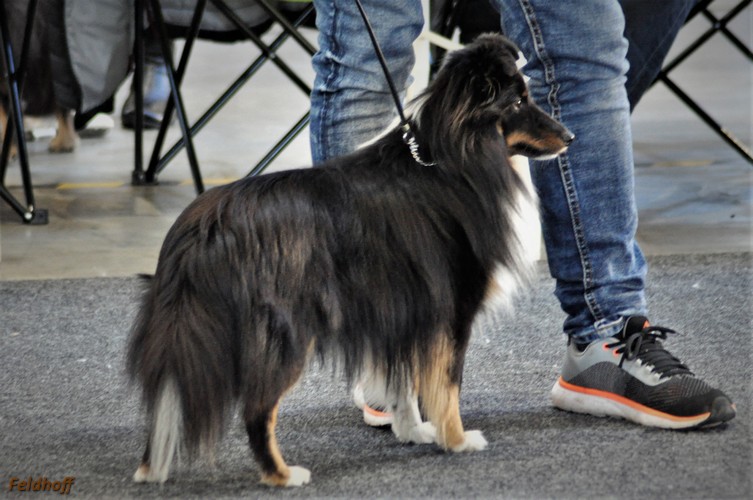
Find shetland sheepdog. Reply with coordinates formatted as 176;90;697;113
127;33;573;487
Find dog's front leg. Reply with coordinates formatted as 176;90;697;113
391;382;436;445
419;336;487;452
355;365;435;444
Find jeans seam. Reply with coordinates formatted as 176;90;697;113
517;0;603;325
313;0;341;163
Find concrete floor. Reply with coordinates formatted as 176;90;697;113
1;3;751;281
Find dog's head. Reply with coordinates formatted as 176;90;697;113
414;34;574;165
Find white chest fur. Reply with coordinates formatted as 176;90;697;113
484;156;540;312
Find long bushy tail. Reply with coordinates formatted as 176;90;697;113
127;273;237;482
132;377;183;483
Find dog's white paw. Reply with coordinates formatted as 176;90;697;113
394;420;437;444
132;464;166;483
407;422;437;444
132;465;149;483
450;430;488;452
285;466;311;487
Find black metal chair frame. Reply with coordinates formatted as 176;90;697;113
132;0;316;195
0;0;48;224
654;0;753;165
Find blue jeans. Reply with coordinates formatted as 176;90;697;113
309;0;695;343
497;0;695;342
310;0;424;163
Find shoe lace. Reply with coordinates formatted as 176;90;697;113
606;325;693;379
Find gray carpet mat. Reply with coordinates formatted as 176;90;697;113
1;252;750;499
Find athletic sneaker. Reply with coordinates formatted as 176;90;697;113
352;384;393;428
551;316;736;429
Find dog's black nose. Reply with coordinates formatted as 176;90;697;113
563;132;575;146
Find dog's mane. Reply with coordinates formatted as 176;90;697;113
382;34;529;273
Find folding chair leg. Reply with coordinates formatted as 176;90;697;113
133;0;316;191
151;3;315;180
132;0;147;186
247;112;310;177
655;0;753;166
660;75;753;165
133;0;206;194
145;0;206;183
0;0;47;224
209;0;313;92
700;4;753;61
253;0;317;55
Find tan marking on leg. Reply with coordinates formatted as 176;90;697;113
437;385;465;449
133;463;150;482
258;402;291;486
418;334;466;450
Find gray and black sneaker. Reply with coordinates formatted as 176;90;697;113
551;316;736;429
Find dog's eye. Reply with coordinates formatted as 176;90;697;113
507;99;523;112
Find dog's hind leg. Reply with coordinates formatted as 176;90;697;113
355;360;435;444
245;400;310;487
132;434;154;482
244;306;313;487
419;334;487;452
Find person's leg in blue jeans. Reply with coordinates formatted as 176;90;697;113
496;0;696;343
310;0;424;164
310;0;735;428
498;0;645;344
496;0;733;427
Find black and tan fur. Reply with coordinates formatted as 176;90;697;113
126;34;573;487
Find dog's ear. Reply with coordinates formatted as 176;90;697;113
457;34;522;107
500;38;522;75
473;33;520;77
